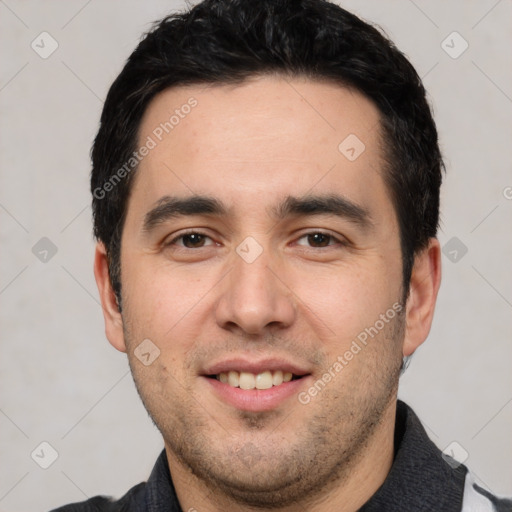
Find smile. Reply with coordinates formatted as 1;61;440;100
212;370;299;390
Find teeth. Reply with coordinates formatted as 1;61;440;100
216;370;298;389
228;370;239;387
239;372;255;390
272;370;283;386
255;371;272;390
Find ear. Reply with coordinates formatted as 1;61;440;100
402;238;442;357
93;242;127;353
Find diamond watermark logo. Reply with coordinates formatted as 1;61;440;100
134;338;160;366
338;134;366;162
32;237;58;263
236;236;263;264
442;441;469;469
31;441;59;469
442;236;468;263
31;31;59;59
441;31;469;59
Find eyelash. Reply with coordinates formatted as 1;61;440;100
165;230;346;249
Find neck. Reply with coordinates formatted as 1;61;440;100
166;400;397;512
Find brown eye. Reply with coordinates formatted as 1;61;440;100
166;231;215;249
306;233;332;247
180;233;208;248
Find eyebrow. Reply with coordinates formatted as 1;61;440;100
273;194;373;230
143;195;227;232
142;193;372;233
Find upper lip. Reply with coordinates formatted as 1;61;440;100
203;357;311;376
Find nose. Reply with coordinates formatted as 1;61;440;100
215;251;296;336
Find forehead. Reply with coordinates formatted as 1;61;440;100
132;76;388;215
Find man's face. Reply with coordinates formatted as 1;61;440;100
114;77;406;505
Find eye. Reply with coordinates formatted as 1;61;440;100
168;231;215;248
296;232;342;248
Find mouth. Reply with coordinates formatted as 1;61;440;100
201;359;312;412
206;370;304;390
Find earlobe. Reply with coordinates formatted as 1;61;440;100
402;238;442;357
93;242;127;353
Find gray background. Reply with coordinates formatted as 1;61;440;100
0;1;511;510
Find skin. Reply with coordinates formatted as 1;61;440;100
94;76;441;511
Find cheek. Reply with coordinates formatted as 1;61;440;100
288;261;394;339
121;256;219;345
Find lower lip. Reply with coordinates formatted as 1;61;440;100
202;375;311;412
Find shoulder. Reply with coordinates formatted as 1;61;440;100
461;472;512;512
49;482;146;512
50;449;176;512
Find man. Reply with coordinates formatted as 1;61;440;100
54;0;511;510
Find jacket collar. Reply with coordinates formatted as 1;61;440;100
359;400;467;511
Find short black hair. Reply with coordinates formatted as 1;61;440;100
91;0;443;303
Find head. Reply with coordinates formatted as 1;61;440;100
93;0;442;508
